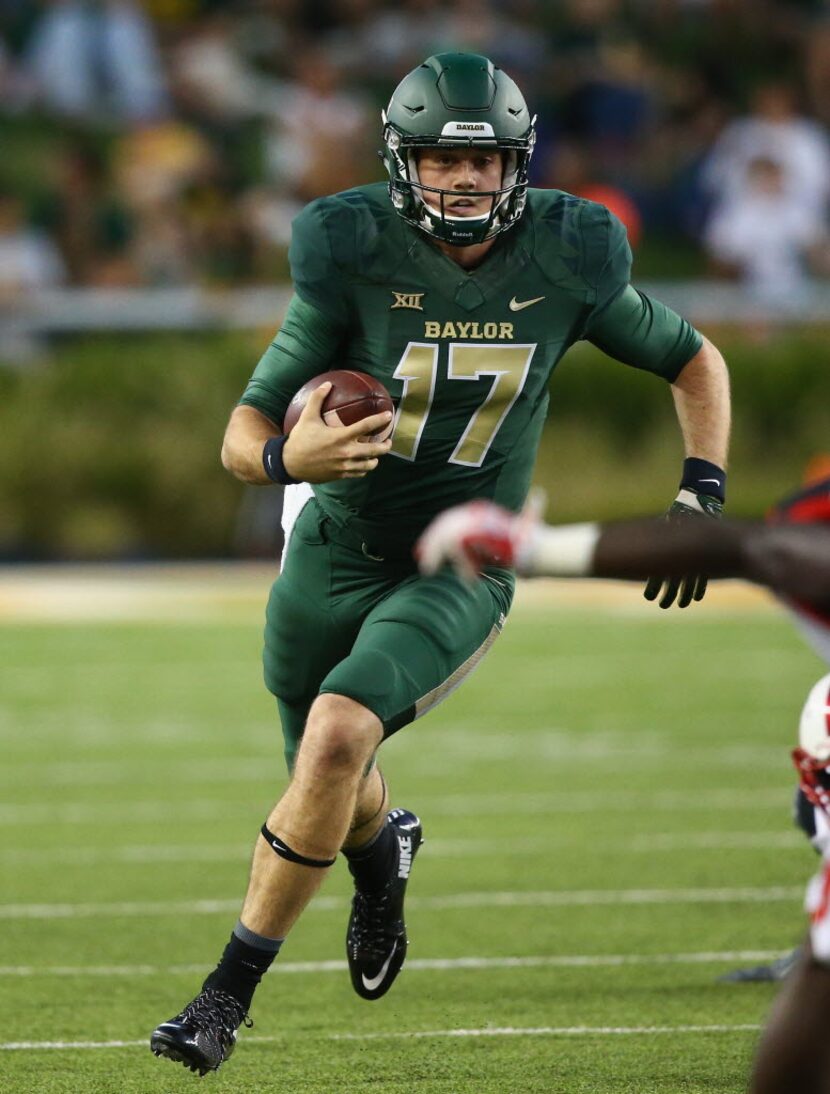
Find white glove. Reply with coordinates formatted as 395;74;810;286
416;496;542;580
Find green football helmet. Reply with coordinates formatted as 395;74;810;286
381;52;536;247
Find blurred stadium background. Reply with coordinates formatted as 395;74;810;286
2;2;830;1091
0;0;828;559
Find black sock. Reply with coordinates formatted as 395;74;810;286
343;819;397;892
202;922;283;1011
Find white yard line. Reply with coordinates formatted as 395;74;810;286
328;1023;764;1041
428;788;793;814
0;830;803;867
0;565;772;624
0;758;279;787
0;787;792;827
0;950;788;979
0;885;802;920
0;1023;763;1052
0;745;792;785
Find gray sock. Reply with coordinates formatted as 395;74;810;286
233;919;284;953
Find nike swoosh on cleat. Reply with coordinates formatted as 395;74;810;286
361;941;398;992
509;295;545;312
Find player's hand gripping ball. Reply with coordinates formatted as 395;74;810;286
283;370;394;442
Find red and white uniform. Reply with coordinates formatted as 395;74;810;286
778;476;830;960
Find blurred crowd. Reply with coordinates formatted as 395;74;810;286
1;0;829;304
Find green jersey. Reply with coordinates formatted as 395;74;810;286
240;182;701;547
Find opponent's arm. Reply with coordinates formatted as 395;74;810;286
417;501;830;620
743;525;830;611
417;500;746;580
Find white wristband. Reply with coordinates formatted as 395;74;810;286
522;522;601;577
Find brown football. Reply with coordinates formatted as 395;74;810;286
282;370;395;442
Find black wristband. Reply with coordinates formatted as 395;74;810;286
680;457;726;503
263;435;302;486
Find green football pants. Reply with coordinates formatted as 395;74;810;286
263;499;514;770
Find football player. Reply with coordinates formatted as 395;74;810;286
417;479;830;1092
748;478;830;1094
150;52;730;1075
749;670;830;1094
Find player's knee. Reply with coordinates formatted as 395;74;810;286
301;694;382;773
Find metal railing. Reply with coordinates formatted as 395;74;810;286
2;282;828;334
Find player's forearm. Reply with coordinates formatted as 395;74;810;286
525;518;746;579
743;526;830;609
591;518;746;579
670;336;731;469
221;405;280;485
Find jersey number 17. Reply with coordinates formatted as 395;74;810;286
389;341;536;468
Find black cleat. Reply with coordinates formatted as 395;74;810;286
718;947;801;984
347;807;423;1001
150;987;252;1076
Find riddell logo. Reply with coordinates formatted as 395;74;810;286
397;836;413;878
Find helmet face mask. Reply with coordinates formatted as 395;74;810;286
381;53;536;247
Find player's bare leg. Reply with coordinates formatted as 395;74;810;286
344;764;389;849
151;693;383;1074
241;694;383;936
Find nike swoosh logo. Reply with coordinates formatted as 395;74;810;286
361;941;398;992
699;478;721;485
509;295;545;312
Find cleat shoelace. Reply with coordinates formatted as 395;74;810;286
175;988;253;1053
350;890;397;960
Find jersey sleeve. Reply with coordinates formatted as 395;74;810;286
578;204;632;322
288;199;352;325
584;285;703;381
237;199;352;427
238;293;343;428
576;203;702;380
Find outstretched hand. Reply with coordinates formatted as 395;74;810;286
643;489;724;608
282;382;393;483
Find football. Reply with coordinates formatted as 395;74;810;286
282;370;395;442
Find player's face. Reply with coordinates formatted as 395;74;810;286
416;148;504;217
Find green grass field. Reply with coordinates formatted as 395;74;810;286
1;575;827;1093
